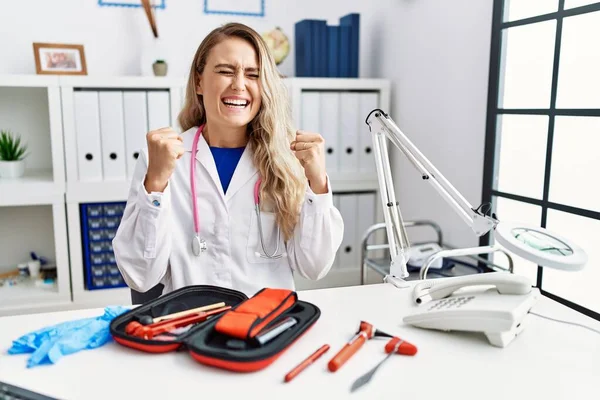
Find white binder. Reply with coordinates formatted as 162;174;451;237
358;92;379;173
123;92;149;179
357;193;377;251
147;91;171;131
332;194;341;270
318;92;340;174
98;91;127;181
338;194;358;270
339;92;360;173
73;91;103;181
301;91;320;134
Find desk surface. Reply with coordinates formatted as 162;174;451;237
1;283;599;400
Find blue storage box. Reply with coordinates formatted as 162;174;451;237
80;202;127;290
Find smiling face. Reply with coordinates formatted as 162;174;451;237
196;37;262;131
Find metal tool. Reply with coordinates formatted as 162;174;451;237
350;337;418;393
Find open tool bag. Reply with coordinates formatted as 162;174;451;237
109;285;320;372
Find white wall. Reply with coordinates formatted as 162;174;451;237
372;0;494;249
0;0;495;250
0;0;390;79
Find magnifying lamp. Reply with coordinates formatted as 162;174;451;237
365;109;588;286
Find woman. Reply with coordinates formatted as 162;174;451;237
113;23;344;298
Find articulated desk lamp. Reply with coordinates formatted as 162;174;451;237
365;109;588;289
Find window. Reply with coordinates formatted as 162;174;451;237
483;0;600;320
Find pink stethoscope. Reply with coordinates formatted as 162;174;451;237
190;125;283;259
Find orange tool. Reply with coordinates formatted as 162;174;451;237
284;344;330;382
328;321;394;372
126;306;231;339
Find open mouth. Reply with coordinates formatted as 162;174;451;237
222;98;250;109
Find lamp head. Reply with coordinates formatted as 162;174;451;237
494;221;587;271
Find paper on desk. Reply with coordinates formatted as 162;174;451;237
6;306;130;368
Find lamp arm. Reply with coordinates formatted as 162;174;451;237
366;109;499;281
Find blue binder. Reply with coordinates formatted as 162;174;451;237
327;26;340;77
295;20;313;77
340;13;360;78
339;25;352;78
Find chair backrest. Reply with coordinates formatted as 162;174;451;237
130;283;164;305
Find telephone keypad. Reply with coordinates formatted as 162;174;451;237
428;296;475;311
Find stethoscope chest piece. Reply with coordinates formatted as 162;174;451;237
192;235;207;256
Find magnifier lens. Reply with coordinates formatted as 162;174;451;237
511;228;573;256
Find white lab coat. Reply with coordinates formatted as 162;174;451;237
112;126;344;298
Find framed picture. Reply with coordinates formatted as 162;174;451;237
98;0;165;9
33;43;88;75
204;0;264;17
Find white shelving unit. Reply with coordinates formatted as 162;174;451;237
60;76;184;309
285;78;391;287
0;75;391;315
0;75;71;316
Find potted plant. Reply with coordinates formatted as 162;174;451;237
152;59;168;76
0;130;28;179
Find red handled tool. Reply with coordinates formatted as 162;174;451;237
125;306;231;339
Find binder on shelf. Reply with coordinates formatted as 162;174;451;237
327;26;340;78
338;25;352;78
147;91;171;131
339;92;360;173
332;194;341;270
340;13;360;78
318;91;340;174
357;193;376;252
338;194;359;270
295;19;313;77
358;92;379;174
98;91;127;181
74;91;103;181
313;20;327;78
123;91;149;179
300;91;321;141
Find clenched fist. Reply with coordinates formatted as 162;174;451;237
143;127;185;193
291;130;328;194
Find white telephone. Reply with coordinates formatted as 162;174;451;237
402;273;540;347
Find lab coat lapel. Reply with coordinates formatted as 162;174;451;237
225;142;258;202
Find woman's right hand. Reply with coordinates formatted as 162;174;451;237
144;127;185;193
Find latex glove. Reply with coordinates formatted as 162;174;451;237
7;306;129;368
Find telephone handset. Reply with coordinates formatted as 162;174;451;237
412;272;533;304
403;273;540;347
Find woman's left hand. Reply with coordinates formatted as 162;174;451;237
291;130;328;194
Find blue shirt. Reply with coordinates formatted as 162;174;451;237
209;146;246;194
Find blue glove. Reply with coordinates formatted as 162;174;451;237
7;306;130;368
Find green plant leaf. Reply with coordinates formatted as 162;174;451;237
0;129;28;161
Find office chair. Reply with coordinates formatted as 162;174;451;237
130;283;164;305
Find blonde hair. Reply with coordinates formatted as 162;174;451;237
178;22;306;241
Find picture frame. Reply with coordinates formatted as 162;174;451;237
32;43;88;76
97;0;165;9
204;0;264;17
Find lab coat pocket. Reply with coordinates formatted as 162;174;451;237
246;210;286;265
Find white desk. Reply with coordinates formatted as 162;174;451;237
1;283;599;400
